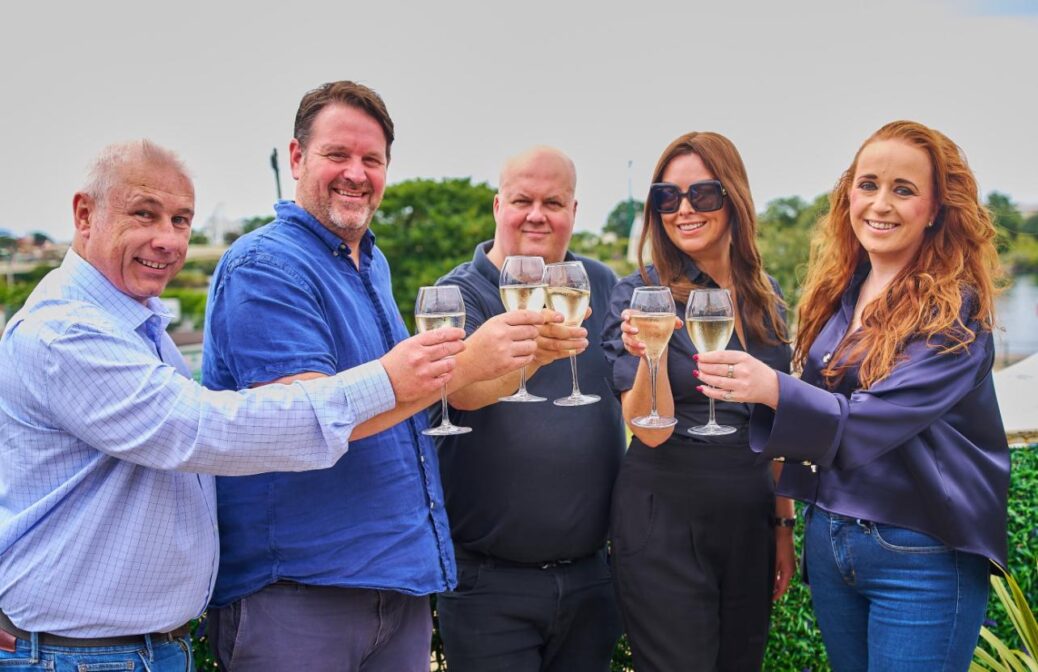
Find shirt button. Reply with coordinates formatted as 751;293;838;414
420;455;426;463
822;352;832;363
430;502;436;510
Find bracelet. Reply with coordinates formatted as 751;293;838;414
771;516;796;528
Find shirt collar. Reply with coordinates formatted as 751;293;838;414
679;255;711;286
471;240;577;286
61;248;172;332
275;200;375;261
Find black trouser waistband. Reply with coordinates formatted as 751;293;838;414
454;546;604;570
0;609;190;648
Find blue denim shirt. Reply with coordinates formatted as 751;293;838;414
749;266;1010;566
203;201;455;606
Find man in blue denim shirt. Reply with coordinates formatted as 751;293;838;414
203;81;545;672
0;140;468;671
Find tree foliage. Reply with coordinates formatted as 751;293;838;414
756;194;829;310
603;199;645;239
371;178;497;330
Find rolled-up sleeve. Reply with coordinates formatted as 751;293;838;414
750;328;994;470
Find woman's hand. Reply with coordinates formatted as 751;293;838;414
693;350;780;409
620;309;683;358
773;527;796;601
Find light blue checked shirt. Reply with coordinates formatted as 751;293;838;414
0;249;395;637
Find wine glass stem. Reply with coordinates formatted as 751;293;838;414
568;354;581;397
439;384;452;429
647;357;660;418
518;365;529;394
707;396;717;426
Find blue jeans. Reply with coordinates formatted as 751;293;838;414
805;507;990;672
0;632;192;671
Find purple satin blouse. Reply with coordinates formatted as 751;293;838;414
749;268;1010;566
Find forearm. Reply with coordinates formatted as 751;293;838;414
771;462;796;518
622;355;675;446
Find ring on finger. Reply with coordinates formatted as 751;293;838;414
726;364;735;378
723;390;734;402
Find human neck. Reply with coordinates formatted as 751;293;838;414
694;252;732;289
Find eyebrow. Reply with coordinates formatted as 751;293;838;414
128;194;195;218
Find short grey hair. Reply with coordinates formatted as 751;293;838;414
81;139;191;205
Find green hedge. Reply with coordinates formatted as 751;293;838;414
188;446;1037;671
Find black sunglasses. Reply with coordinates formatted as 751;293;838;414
649;180;727;214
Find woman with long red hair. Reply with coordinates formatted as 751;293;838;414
696;120;1009;670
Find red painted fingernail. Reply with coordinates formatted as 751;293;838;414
693;354;699;362
692;370;700;378
696;385;703;392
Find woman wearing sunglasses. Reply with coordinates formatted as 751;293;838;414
601;132;795;671
695;121;1009;670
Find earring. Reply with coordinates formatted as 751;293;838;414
926;220;933;228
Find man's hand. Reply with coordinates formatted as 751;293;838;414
532;308;590;366
454;309;543;384
380;327;466;404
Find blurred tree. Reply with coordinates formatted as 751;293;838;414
371;178;497;330
603;199;645;238
757;194;828;309
986;191;1023;254
189;231;210;245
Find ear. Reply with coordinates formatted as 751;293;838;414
572;198;578;219
289;139;304;180
492;193;501;218
72;192;95;241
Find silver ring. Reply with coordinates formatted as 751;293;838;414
723;391;733;402
726;364;735;378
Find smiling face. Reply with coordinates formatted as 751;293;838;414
658;152;731;263
488;148;577;266
74;159;194;303
290;103;388;244
848;139;938;274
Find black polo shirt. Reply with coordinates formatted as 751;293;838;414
434;241;625;563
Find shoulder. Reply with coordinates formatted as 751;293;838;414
215;224;314;288
437;260;482;289
572;254;618;286
765;273;785;299
6;298;129;355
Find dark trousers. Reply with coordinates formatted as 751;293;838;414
610;441;776;672
436;549;622;672
208;582;431;672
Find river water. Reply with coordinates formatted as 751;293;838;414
994;274;1038;366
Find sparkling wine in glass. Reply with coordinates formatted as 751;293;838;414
498;255;547;402
629;286;678;428
686;288;736;436
544;261;599;407
415;285;471;436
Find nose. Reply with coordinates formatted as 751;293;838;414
152;218;187;253
678;193;696;214
527;203;547;223
871;188;893;213
341;157;367;183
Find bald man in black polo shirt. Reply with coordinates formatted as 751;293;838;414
433;147;625;672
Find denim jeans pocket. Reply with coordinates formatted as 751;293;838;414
870;523;950;554
0;658;54;670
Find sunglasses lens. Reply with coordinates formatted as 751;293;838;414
691;183;724;212
651;186;681;213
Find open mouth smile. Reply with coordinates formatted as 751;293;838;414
866;219;899;231
136;258;170;270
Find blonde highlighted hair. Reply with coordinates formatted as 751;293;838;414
795;120;1003;389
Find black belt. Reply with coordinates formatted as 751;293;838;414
455;546;603;570
0;609;190;648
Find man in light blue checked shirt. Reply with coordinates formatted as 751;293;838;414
0;140;536;671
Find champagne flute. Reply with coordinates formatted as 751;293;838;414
543;261;599;407
498;255;547;403
629;286;678;428
415;285;471;436
686;288;737;436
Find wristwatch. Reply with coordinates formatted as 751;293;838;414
771;516;796;528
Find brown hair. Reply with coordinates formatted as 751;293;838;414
293;81;395;160
636;131;787;345
795;120;1003;389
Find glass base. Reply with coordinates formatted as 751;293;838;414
554;393;600;407
631;414;678;428
688;422;737;436
499;390;547;403
422;423;472;436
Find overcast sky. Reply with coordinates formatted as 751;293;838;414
2;0;1036;242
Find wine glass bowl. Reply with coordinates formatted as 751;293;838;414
543;261;599;407
685;288;737;436
415;285;471;436
498;256;547;403
629;286;678;429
